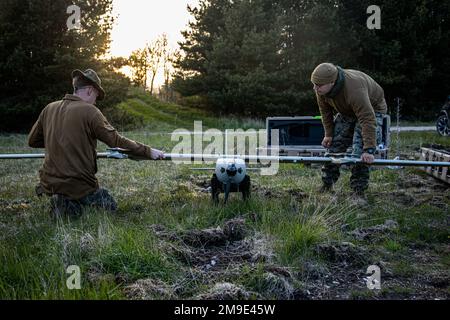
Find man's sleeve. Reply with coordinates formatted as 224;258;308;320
28;112;45;148
91;111;152;158
351;89;377;149
317;95;334;137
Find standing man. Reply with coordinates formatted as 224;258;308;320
28;69;165;217
311;63;387;199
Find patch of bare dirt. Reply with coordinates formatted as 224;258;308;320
397;172;449;192
315;242;370;268
296;251;450;300
383;180;449;209
348;220;399;241
149;218;302;299
151;218;275;269
189;175;213;193
253;186;309;200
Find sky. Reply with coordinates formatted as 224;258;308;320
110;0;199;58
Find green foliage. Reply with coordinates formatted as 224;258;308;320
102;104;145;132
128;48;148;88
97;64;131;110
0;0;129;132
102;87;264;132
383;240;404;253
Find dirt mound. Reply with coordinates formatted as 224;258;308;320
151;218;273;271
348;220;399;241
298;261;331;281
397;174;427;189
315;242;370;267
124;279;175;300
396;172;449;192
150;218;295;299
195;282;254;300
260;272;295;299
254;186;309;200
383;188;449;209
169;234;273;269
386;191;419;206
150;218;268;269
181;226;230;247
180;218;247;247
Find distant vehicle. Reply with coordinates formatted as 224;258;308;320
436;96;450;136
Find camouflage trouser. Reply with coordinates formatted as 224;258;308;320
44;188;117;218
322;112;384;193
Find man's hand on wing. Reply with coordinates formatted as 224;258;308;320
322;136;333;148
150;148;165;160
361;152;375;164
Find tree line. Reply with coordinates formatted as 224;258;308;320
0;0;131;131
173;0;450;120
128;33;178;100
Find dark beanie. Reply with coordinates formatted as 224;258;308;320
311;63;338;85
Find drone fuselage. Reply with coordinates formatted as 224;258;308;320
212;158;250;203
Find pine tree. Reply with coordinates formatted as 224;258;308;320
0;0;117;130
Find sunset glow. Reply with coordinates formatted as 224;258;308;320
110;0;199;58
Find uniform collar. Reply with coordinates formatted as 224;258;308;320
325;67;345;99
63;94;83;101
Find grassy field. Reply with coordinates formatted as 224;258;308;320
0;91;448;300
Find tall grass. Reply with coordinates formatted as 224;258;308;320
270;196;354;265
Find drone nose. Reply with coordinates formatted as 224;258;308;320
226;165;237;177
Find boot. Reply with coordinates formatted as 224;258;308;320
319;183;334;193
50;194;82;219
